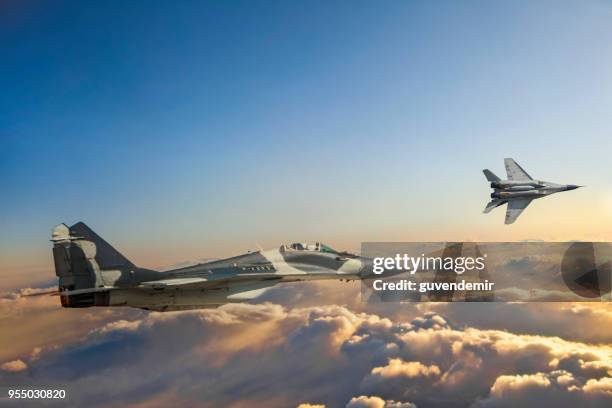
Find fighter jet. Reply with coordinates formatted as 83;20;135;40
50;222;364;311
483;158;582;224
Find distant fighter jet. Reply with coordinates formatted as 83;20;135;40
483;158;582;224
50;222;364;311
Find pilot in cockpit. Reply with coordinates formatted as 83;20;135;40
280;242;340;254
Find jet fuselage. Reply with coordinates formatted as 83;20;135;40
490;182;579;200
490;180;545;189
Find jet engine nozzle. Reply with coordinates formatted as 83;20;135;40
60;290;110;308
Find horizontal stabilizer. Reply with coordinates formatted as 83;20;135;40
483;169;500;182
484;199;506;214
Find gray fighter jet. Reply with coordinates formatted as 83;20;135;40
51;222;364;311
483;158;582;224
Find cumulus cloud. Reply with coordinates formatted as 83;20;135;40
347;395;386;408
1;279;611;407
370;359;441;379
490;373;552;396
361;358;441;397
0;359;27;372
0;286;140;364
346;395;416;408
473;370;612;407
417;301;612;344
0;301;607;408
582;377;612;395
264;280;612;344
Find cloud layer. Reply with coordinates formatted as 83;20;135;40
1;285;610;408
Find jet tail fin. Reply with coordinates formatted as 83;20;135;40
68;222;135;269
51;222;135;308
483;199;506;214
483;169;500;182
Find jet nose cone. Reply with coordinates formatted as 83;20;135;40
566;185;582;191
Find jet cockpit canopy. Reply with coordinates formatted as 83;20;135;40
281;242;339;254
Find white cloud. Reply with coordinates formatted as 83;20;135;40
370;359;441;379
0;285;612;408
0;359;27;372
346;395;416;408
490;373;552;397
582;377;612;396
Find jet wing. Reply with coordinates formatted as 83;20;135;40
226;284;275;300
139;277;210;289
136;270;326;291
504;158;533;181
505;199;532;224
143;275;282;300
138;273;282;290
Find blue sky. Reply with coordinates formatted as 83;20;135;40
2;1;612;277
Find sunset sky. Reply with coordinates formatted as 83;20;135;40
1;1;611;407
